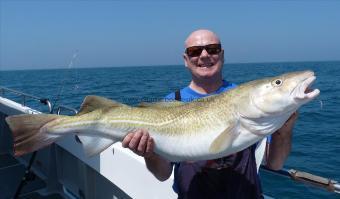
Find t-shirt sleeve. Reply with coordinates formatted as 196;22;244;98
164;92;175;101
230;82;237;89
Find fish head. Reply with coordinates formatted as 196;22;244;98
250;70;320;116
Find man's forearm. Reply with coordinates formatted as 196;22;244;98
266;112;297;170
145;153;172;181
266;129;292;170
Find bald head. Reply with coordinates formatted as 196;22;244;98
185;29;221;48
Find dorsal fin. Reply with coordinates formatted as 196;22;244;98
78;95;125;115
138;101;184;108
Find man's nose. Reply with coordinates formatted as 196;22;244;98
199;49;209;57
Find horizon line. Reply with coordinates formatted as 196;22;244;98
1;59;339;72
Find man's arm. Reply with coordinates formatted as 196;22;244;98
122;129;173;181
266;112;298;170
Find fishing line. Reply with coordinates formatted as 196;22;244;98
51;50;79;113
319;100;323;110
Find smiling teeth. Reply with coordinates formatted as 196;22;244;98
199;63;213;67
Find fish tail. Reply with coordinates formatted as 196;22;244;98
5;114;63;156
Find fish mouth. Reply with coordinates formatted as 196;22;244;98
294;71;320;101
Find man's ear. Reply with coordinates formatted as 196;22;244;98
221;49;225;65
183;53;189;67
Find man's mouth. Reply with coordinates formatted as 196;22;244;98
198;63;214;68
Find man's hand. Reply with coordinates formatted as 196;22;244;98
122;129;155;158
121;129;173;181
276;111;298;135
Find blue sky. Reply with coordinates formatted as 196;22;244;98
1;0;340;70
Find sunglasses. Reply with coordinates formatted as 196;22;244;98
185;44;222;57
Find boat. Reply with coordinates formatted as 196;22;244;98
0;86;176;199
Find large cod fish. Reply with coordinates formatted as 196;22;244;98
6;71;319;161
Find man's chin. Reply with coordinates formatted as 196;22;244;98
195;68;218;78
196;73;217;79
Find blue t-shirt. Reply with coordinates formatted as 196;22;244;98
165;80;263;198
165;80;237;102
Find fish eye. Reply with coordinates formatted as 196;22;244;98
272;79;283;87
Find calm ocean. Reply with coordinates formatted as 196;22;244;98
1;61;339;198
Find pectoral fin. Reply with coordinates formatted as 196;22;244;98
77;135;117;157
209;123;239;154
255;137;267;172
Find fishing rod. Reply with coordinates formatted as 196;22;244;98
51;50;79;113
260;165;340;194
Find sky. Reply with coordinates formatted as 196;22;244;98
0;0;340;70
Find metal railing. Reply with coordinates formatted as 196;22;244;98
56;105;78;115
1;86;80;144
0;86;52;113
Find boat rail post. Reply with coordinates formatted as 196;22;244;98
21;95;25;106
56;105;78;115
40;98;52;113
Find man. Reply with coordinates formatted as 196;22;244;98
122;29;297;198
